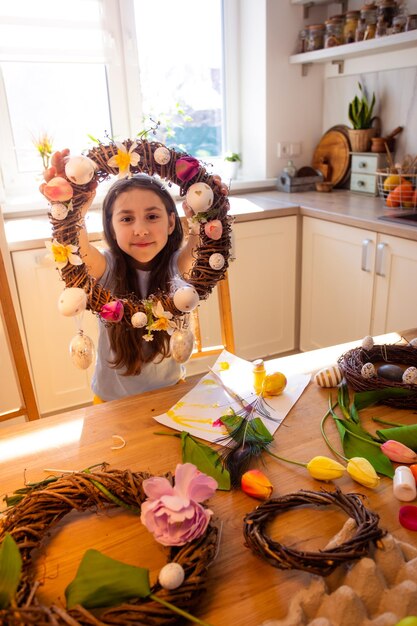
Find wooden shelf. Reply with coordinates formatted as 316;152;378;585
290;30;417;76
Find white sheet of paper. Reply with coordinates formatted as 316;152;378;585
154;350;311;444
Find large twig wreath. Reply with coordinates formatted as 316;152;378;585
243;489;384;577
0;467;219;625
45;139;232;327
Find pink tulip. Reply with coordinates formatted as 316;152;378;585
204;219;223;240
380;440;417;463
175;156;200;182
100;300;124;322
43;176;74;202
241;469;273;500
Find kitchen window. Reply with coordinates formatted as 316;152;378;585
0;0;237;211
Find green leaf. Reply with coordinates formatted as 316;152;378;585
353;387;414;411
376;424;417;451
335;418;394;478
0;534;22;609
65;550;150;609
337;383;352;420
180;432;231;491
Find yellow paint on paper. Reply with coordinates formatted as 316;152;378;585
202;379;216;385
219;361;230;370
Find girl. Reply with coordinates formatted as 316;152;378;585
43;150;227;402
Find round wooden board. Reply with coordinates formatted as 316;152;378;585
312;128;351;188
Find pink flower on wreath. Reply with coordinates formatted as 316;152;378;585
140;463;217;546
175;156;200;183
100;300;124;322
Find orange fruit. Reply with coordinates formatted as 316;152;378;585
262;372;287;396
391;182;414;206
386;191;400;208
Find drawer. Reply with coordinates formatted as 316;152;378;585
350;172;377;195
351;153;380;174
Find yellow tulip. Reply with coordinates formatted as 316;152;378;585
241;469;273;500
306;456;345;481
347;457;380;489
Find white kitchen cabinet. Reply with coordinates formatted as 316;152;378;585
228;217;297;360
0;313;21;416
300;217;417;350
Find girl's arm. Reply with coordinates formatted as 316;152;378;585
41;150;107;280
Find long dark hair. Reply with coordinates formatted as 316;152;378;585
101;175;184;375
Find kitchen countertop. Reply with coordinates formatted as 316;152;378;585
4;188;417;251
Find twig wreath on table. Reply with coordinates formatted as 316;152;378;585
42;138;233;368
0;463;219;626
243;488;385;577
338;337;417;409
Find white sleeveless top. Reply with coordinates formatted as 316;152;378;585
91;250;183;401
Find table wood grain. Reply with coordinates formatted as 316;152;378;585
1;333;417;625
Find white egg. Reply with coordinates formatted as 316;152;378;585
50;203;70;220
314;365;343;388
361;362;376;379
209;253;225;270
65;155;96;185
403;366;417;384
131;311;148;328
186;182;214;214
410;338;417;348
170;328;194;363
173;285;199;312
361;335;374;351
154;146;171;165
69;332;95;370
158;562;185;590
58;288;87;316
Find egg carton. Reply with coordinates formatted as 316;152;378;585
259;532;417;626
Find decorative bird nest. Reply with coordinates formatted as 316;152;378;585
44;138;233;329
243;489;384;577
338;343;417;409
0;466;219;626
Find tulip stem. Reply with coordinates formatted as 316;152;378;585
371;417;407;427
149;594;214;626
265;449;307;468
321;399;348;462
326;397;382;448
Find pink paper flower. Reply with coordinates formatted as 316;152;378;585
175;156;200;182
381;440;417;463
140;463;217;546
100;300;124;322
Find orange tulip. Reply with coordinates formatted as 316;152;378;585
241;469;273;500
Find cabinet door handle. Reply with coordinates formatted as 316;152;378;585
376;242;388;277
361;238;372;272
359;161;367;169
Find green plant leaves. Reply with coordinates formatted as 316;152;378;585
180;432;231;490
376;424;417;451
65;549;150;609
353;387;414;411
0;534;22;609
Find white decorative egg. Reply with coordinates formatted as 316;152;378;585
64;155;96;185
186;182;214;214
209;253;225;270
410;338;417;348
131;311;148;328
361;335;374;351
170;328;194;363
173;285;199;312
361;362;376;379
154;146;171;165
69;332;95;370
158;562;185;590
58;288;87;316
314;365;343;388
50;203;70;220
403;366;417;384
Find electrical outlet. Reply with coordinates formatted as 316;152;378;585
277;142;291;158
290;142;301;157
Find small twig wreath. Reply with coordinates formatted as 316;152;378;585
0;466;219;625
243;488;384;576
44;139;232;331
338;343;417;409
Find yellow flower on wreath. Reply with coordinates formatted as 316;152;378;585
107;141;140;178
149;301;177;335
45;239;83;269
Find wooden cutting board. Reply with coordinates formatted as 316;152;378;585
312;128;351;188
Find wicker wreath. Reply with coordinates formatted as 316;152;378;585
243;489;384;577
0;467;219;626
338;343;417;409
45;139;232;328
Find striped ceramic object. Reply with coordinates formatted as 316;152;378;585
314;364;343;388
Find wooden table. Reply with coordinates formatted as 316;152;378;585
1;331;417;625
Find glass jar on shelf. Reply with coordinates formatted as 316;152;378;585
375;15;388;36
377;0;399;28
306;24;325;51
360;4;378;39
405;13;417;30
297;28;308;53
355;17;367;41
344;11;361;43
392;13;407;32
324;17;344;47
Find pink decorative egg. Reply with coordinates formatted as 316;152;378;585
100;300;124;322
204;220;223;240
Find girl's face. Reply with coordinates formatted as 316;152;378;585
111;188;176;264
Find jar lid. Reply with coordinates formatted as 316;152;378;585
345;10;361;17
378;0;397;6
307;23;325;30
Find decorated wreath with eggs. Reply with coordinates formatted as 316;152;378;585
42;138;233;368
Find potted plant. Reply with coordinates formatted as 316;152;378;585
348;82;378;152
224;151;241;179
